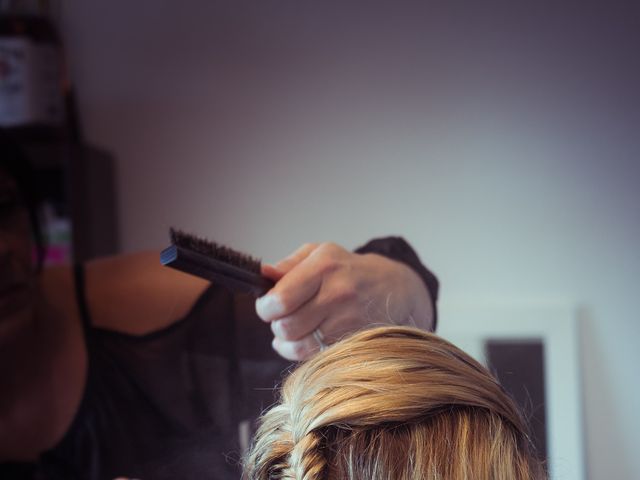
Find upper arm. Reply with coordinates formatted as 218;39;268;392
85;251;211;335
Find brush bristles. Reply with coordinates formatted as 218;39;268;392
169;228;262;274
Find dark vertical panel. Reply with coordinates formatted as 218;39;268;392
25;142;119;262
486;339;547;461
69;144;119;260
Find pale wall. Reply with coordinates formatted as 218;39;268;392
60;1;640;478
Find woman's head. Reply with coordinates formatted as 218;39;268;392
244;326;546;480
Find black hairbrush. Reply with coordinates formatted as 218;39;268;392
160;228;275;296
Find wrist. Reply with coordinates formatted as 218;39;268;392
354;236;439;331
400;262;435;331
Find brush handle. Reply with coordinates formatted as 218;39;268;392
161;245;275;297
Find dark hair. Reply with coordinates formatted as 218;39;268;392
0;130;46;270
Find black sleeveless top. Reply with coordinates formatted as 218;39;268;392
39;265;289;480
1;237;438;480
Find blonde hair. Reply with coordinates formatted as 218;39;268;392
244;326;546;480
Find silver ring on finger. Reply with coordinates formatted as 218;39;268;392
312;328;328;352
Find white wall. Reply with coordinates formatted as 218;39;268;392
60;1;640;478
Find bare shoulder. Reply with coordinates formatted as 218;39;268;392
84;251;210;334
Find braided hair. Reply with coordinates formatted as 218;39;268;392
244;326;546;480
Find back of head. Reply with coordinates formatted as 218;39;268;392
244;326;546;480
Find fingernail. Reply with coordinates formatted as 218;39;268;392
256;294;285;321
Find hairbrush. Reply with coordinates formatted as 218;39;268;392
160;228;275;296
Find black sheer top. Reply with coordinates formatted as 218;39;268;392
1;237;438;480
40;265;289;480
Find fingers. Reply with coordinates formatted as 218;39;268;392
255;265;322;322
270;295;363;361
256;242;362;360
256;244;331;322
269;300;326;342
260;263;283;281
268;276;358;341
261;243;319;281
272;332;321;361
272;323;332;361
271;309;364;361
256;241;431;362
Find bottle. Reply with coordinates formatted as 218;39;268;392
1;0;74;265
1;1;117;264
0;0;67;142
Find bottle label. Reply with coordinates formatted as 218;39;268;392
0;36;64;127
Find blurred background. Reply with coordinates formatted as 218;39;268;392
2;0;638;478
